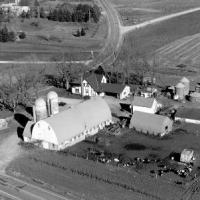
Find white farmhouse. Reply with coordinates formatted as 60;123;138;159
71;72;106;97
131;96;160;114
71;72;130;99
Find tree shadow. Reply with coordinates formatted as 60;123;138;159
14;113;30;127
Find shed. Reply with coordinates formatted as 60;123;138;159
180;149;194;163
101;83;130;99
131;96;159;114
129;111;173;136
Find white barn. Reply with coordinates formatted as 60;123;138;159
25;97;112;150
131;96;159;114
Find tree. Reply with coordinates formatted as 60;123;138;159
91;4;101;23
56;63;73;90
0;66;46;112
80;28;86;36
40;7;46;18
8;31;16;42
1;25;9;42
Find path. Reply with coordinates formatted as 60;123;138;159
121;7;200;35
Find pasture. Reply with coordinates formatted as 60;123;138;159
111;0;200;25
0;15;107;61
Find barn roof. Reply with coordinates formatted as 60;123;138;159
101;83;127;94
39;97;112;144
129;111;172;134
132;96;155;108
23;121;35;138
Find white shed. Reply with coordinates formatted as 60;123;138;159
131;96;159;114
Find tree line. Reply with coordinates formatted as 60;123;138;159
21;3;101;23
0;25;26;42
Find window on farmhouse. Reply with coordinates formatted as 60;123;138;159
86;89;89;94
75;88;79;93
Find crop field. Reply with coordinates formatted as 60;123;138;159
111;0;200;25
156;33;200;69
7;123;200;200
117;10;200;74
0;15;107;61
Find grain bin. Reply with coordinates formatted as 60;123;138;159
35;98;48;121
180;77;190;95
47;91;59;116
175;82;185;100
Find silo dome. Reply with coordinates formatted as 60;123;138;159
35;98;48;121
175;82;185;100
47;91;59;116
180;77;190;95
47;91;58;99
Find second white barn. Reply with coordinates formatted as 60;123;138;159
31;97;112;150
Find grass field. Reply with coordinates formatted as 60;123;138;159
111;0;200;25
0;14;107;61
117;10;200;75
7;122;200;200
7;140;184;200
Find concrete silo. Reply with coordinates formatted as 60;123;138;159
175;82;185;100
34;98;48;121
47;91;59;116
180;77;190;95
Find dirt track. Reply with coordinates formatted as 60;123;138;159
121;7;200;34
0;133;22;172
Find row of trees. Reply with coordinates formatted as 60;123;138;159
21;3;101;23
0;25;26;42
0;66;45;112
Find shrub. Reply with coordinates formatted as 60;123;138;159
19;32;26;39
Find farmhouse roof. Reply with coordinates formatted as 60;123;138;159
101;83;127;94
129;111;172;135
132;96;155;108
35;97;112;144
83;73;105;92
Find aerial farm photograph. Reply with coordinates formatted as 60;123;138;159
1;0;200;200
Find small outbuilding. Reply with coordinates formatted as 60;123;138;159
101;83;130;99
180;149;195;163
129;111;173;137
131;96;160;114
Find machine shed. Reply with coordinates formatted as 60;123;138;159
129;111;173;136
31;97;112;150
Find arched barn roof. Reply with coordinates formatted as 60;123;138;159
32;97;112;145
129;111;173;136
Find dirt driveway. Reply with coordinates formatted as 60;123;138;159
0;133;22;172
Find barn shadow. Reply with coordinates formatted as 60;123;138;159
14;113;30;127
17;127;24;140
25;106;33;116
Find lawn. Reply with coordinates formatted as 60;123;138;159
117;10;200;72
111;0;200;25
